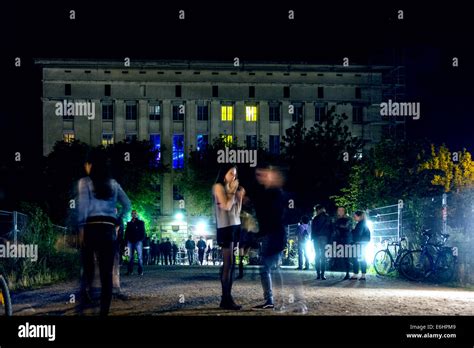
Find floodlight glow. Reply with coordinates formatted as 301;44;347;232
196;221;206;235
365;219;375;263
305;240;315;262
175;212;184;221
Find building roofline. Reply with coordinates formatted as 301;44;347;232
34;58;400;72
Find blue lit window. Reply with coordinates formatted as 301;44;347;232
173;134;184;169
150;134;161;162
197;134;208;151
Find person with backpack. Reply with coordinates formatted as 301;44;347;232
350;211;371;281
296;215;311;270
311;204;333;280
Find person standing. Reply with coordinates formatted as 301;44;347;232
296;215;311;270
197;236;207;265
206;244;212;264
77;149;131;316
185;236;196;265
252;165;287;310
311;204;333;280
125;210;146;276
212;165;245;310
350;211;371;281
172;241;179;265
163;238;172;265
334;207;352;280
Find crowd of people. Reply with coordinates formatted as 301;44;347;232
76;149;370;315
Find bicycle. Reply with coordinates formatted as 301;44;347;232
0;272;12;316
373;237;410;277
399;229;457;282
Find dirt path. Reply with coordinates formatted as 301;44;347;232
11;265;474;316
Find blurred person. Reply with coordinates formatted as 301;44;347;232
172;241;179;265
236;207;258;279
197;236;207;265
206;243;212;264
350;211;371;281
150;236;159;265
143;235;150;266
334;207;352;280
311;204;332;280
112;208;125;296
212;165;245;310
162;238;172;265
296;215;311;270
77;149;131;316
185;236;196;265
125;210;146;276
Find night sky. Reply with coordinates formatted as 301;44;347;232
1;1;473;164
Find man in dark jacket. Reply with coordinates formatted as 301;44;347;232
171;242;179;265
334;207;352;280
125;210;146;275
162;238;172;265
197;236;207;265
311;204;332;280
185;236;196;265
252;165;287;310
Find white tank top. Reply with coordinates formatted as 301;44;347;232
213;183;242;229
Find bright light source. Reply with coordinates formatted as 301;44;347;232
366;219;374;233
305;240;315;262
175;212;184;221
365;219;375;264
196;221;206;235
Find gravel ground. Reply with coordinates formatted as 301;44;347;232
11;265;474;316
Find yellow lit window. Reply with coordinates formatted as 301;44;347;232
221;134;233;146
63;132;75;143
246;106;258;122
221;105;233;121
102;134;114;146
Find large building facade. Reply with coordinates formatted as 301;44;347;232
36;59;405;240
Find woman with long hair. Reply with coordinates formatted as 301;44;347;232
77;149;131;315
212;164;245;310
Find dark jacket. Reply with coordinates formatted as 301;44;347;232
334;216;352;244
352;220;371;243
311;212;333;239
125;218;145;243
162;241;172;254
185;239;196;250
254;186;287;256
197;240;207;250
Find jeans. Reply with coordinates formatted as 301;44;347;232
313;236;328;276
80;222;116;316
297;241;310;269
187;249;194;265
353;242;368;274
127;241;143;274
260;252;282;304
198;249;205;265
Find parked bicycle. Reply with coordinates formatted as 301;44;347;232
373;237;410;277
399;229;457;282
0;272;12;316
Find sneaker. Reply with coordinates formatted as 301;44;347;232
138;272;144;276
252;302;275;310
316;274;321;280
343;274;351;280
359;276;366;281
321;275;327;280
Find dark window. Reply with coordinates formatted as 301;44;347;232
172;135;185;169
173;185;184;200
283;86;290;98
353;106;363;124
355;87;362;99
269;135;280;155
291;104;304;123
65;84;71;96
173;105;185;121
212;85;219;98
126;103;137;120
149;104;161;121
249;86;255;98
314;104;326;122
197;105;209;121
246;135;257;149
269;104;280;122
317;87;324;98
102;104;114;120
104;84;111;96
175;85;182;98
126;134;137;143
197;134;208;151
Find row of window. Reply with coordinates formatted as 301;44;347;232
63;83;363;100
63;102;364;124
62;132;281;169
